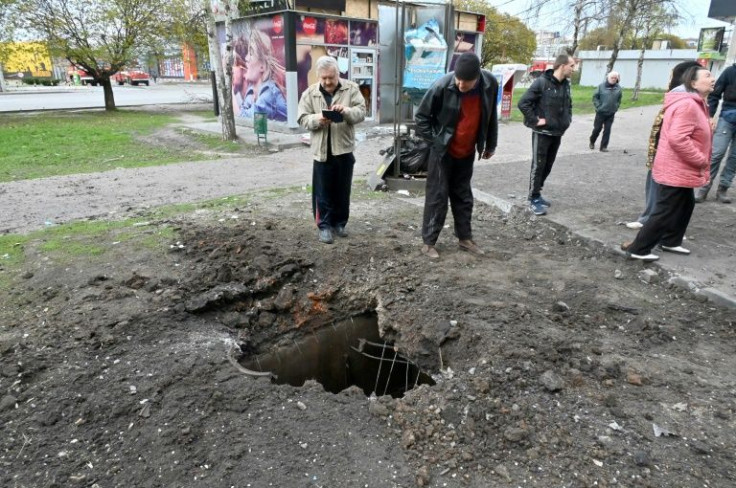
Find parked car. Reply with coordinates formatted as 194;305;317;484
113;69;150;86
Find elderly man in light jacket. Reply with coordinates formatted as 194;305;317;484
298;56;366;244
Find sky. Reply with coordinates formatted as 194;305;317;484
487;0;732;40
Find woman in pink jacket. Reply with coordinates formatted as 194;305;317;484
624;65;715;261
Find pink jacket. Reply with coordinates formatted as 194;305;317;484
652;88;712;188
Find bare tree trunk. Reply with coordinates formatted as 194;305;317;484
568;0;584;56
606;0;640;74
632;45;645;101
102;78;116;110
205;0;236;141
0;65;5;92
632;23;653;101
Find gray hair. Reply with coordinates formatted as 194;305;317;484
315;55;339;75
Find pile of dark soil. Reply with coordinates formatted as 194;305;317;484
1;190;735;487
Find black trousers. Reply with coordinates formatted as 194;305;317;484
312;153;355;230
628;185;695;255
422;149;475;246
590;112;615;149
528;132;561;200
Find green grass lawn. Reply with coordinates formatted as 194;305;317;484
0;111;218;182
506;85;664;123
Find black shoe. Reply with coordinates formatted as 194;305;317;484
333;225;348;237
589;142;595;150
600;147;609;152
318;228;333;244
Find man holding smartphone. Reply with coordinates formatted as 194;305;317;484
298;56;366;244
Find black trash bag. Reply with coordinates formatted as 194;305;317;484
379;136;430;175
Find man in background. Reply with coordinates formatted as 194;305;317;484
518;54;575;216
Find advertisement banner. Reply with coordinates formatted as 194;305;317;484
449;32;477;72
402;18;448;90
697;27;725;53
229;15;288;122
350;21;378;47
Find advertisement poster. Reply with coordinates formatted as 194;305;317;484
402;18;448;90
449;33;477;72
697;27;725;53
228;15;288;122
296;16;326;43
350;21;378;47
325;19;349;45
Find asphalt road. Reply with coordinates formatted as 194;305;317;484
0;82;214;112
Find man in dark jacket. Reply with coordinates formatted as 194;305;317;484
415;52;499;259
518;53;575;216
695;62;736;203
589;70;622;152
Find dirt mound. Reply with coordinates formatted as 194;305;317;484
1;191;735;487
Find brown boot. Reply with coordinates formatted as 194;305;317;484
694;184;711;203
458;239;485;256
421;245;439;259
716;185;732;204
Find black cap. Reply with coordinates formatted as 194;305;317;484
454;53;481;81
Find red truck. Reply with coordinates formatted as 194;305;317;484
113;69;150;86
68;67;96;85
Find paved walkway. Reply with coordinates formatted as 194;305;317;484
2;105;735;307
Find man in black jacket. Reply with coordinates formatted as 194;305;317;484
518;54;575;216
695;62;736;203
415;52;499;259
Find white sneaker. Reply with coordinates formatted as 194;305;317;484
661;245;690;255
629;252;659;261
625;221;643;229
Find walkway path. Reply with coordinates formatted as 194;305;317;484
2;104;735;307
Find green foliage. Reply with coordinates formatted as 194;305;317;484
455;0;536;67
579;27;617;51
16;0;168;109
0;111;212;182
649;34;686;49
158;0;209;64
20;77;61;86
0;0;20;44
579;0;680;52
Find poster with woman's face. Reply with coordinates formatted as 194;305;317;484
349;21;377;46
229;16;288;122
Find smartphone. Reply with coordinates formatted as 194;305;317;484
321;109;344;123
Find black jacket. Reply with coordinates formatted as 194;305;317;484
518;69;572;136
708;63;736;118
414;70;499;157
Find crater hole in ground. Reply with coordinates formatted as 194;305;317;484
244;312;434;397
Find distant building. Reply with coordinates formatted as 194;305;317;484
533;30;571;61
